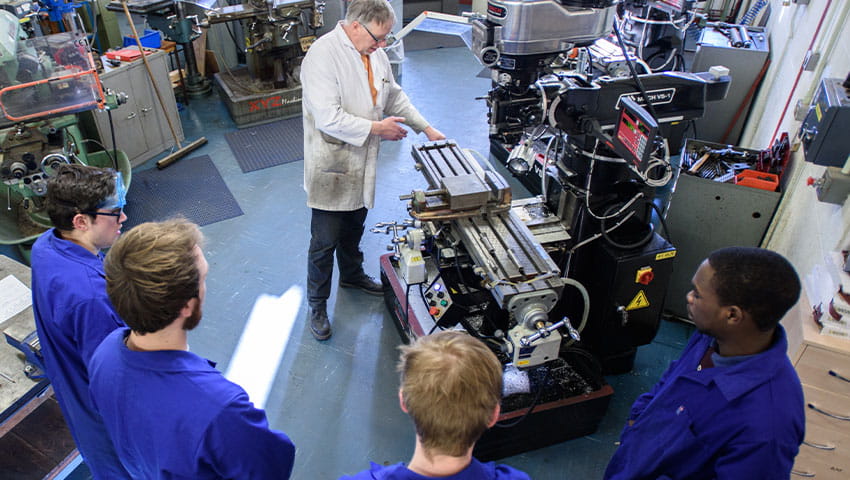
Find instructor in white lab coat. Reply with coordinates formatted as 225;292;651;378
301;0;444;341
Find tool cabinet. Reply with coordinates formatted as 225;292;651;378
786;286;850;478
92;50;184;167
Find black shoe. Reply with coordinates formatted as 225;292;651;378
340;275;384;296
310;308;331;341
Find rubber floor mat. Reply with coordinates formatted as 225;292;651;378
225;116;303;173
122;155;243;230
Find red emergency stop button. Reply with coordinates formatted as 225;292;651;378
636;267;654;285
429;307;440;316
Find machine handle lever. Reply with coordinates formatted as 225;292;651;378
520;318;566;347
564;317;580;342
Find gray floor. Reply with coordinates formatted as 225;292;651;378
3;43;695;479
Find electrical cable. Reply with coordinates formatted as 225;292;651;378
568;210;636;253
646;48;678;72
584;152;646;221
613;16;659;120
80;138;117;171
638;139;673;187
560;278;590;347
540;133;558;201
562;347;604;388
647;200;673;245
495;368;550;428
61;128;81;164
634;58;652;75
401;282;414;340
600;202;655;250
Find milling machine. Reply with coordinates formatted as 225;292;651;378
378;139;613;459
468;0;729;371
109;0;324;123
377;0;731;457
204;0;325;89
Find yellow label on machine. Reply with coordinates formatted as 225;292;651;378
300;35;317;52
626;290;650;311
655;250;676;260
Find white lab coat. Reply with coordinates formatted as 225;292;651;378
300;22;430;211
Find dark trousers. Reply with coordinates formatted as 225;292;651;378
307;207;368;309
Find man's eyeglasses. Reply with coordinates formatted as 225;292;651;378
361;23;388;45
84;208;124;220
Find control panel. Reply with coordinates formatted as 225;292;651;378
423;278;453;322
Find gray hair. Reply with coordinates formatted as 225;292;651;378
345;0;395;28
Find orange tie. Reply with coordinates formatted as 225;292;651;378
360;54;377;106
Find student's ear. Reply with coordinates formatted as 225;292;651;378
726;305;744;326
71;213;90;231
398;389;408;413
179;297;198;321
487;404;501;428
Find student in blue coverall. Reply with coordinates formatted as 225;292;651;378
30;164;130;479
88;219;296;479
605;246;805;479
341;331;530;480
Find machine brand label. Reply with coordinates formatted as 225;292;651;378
248;95;302;112
625;290;650;311
655;250;676;260
498;57;516;70
487;3;507;18
617;88;676;108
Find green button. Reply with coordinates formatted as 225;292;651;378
440;300;448;306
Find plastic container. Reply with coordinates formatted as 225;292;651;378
735;169;780;191
123;30;161;49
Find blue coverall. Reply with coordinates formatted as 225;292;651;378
605;326;805;479
31;228;129;479
89;328;296;479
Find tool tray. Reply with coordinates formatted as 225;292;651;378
679;134;790;192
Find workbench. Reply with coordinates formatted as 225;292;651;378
0;255;78;479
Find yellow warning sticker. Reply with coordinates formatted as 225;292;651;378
655;250;676;260
626;290;650;311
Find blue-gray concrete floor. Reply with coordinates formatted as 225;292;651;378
3;43;696;480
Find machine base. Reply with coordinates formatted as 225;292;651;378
214;67;302;128
379;253;614;459
474;382;613;461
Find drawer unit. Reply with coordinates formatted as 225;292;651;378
788;306;850;479
794;385;850;479
796;346;850;398
91;50;184;167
